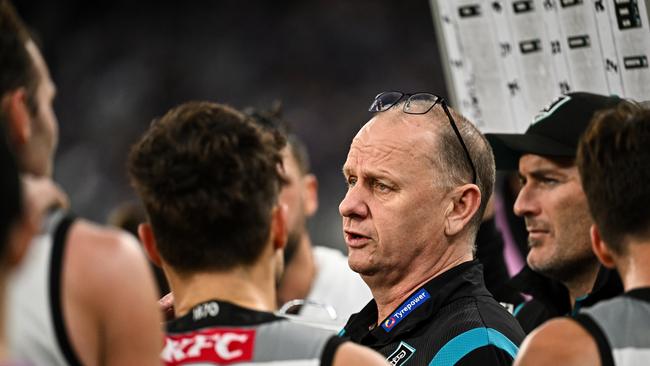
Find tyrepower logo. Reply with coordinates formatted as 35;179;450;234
384;317;397;329
162;328;255;365
381;289;430;333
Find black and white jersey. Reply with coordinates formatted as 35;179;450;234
574;288;650;366
163;300;345;365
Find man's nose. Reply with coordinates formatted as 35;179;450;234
339;185;369;219
513;184;540;218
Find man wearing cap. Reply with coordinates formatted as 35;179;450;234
486;92;624;334
514;94;650;366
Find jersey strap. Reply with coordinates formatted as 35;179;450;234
48;212;82;366
573;313;615;366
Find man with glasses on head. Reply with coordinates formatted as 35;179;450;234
338;92;525;365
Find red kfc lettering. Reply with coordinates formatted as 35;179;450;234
162;328;255;365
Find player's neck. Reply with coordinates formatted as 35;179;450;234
616;240;650;292
277;234;316;307
167;262;277;318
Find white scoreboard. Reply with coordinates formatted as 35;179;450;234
430;0;650;132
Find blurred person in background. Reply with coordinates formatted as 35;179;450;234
0;1;162;364
0;121;30;362
129;101;388;365
515;101;650;366
486;92;625;333
0;120;67;362
247;106;372;326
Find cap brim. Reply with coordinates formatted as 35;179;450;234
486;133;576;170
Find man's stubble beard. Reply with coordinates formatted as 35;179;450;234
528;237;599;285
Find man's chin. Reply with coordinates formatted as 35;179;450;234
347;258;377;277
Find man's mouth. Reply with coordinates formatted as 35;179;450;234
344;230;371;248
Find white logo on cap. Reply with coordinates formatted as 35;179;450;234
532;95;572;125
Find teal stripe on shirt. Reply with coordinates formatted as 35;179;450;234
429;327;519;366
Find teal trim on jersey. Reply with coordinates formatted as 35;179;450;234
572;294;590;316
513;302;526;317
428;327;519;366
337;328;346;337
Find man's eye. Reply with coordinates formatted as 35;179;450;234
374;181;391;192
540;177;559;185
346;177;357;187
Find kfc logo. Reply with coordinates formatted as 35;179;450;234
162;328;255;365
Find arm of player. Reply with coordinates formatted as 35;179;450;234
66;222;163;366
100;231;163;366
514;318;600;366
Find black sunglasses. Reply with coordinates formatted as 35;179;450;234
368;91;477;184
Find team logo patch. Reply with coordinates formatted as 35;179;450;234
162;328;255;365
381;289;430;333
386;341;415;366
532;94;571;124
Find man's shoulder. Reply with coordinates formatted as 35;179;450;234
66;219;145;273
434;293;525;342
64;218;155;310
406;287;524;364
68;219;140;252
515;317;599;366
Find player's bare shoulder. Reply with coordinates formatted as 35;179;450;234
63;218;157;307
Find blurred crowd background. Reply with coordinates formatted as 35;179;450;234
15;0;447;249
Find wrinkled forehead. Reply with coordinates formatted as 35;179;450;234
345;111;439;169
353;110;439;148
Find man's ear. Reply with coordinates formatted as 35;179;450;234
303;174;318;218
271;203;288;251
590;224;616;269
444;184;481;236
2;89;32;147
138;223;163;268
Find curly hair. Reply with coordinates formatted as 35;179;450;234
128;101;286;273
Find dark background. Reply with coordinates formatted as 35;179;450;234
15;0;447;250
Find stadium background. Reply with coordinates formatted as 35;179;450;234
16;0;447;250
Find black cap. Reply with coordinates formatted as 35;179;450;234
486;92;623;170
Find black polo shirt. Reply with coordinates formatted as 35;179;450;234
340;261;525;365
506;265;623;334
